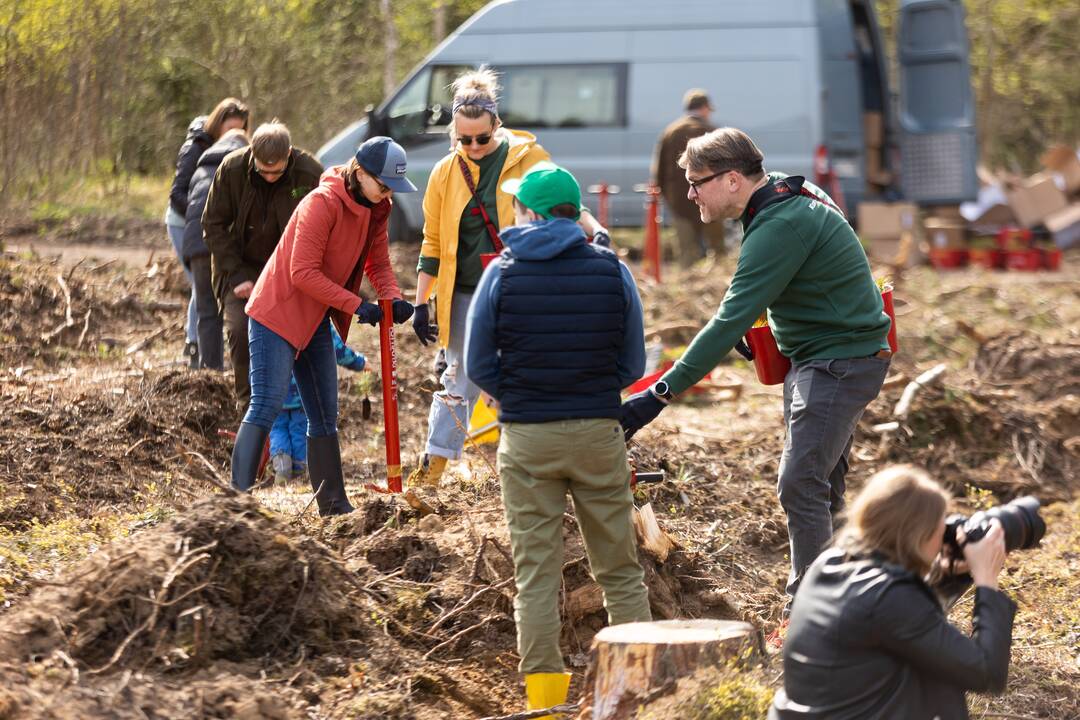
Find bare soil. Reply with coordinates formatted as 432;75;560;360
0;217;1077;719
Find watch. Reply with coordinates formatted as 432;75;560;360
649;380;673;404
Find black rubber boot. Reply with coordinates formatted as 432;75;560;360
307;434;355;516
230;422;269;491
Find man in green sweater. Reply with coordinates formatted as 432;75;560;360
621;128;892;611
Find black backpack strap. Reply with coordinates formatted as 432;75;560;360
746;175;846;226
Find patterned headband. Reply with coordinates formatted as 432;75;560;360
452;98;498;117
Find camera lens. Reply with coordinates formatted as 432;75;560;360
983;496;1045;552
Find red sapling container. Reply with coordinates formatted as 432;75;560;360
480;252;498;269
968;247;1003;269
929;248;968;269
1005;249;1042;271
745;324;791;385
881;288;898;353
1042;248;1062;270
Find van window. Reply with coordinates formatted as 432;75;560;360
498;64;624;128
385;64;470;143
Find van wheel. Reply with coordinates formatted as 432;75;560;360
389;203;416;244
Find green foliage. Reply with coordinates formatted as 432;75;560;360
0;0;1074;205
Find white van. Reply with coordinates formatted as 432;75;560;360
319;0;978;240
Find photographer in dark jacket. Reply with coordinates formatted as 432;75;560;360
202;121;323;408
771;465;1016;720
183;128;250;370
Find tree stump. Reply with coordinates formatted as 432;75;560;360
586;619;760;720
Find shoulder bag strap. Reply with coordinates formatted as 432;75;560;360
456;155;504;252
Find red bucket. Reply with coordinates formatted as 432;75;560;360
1042;248;1062;271
745;324;791;385
968;247;1003;269
1005;249;1042;271
480;252;498;269
929;248;968;269
881;288;898;353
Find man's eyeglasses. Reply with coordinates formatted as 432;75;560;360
687;169;731;193
459;133;492;147
255;164;287;177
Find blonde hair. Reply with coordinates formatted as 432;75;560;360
451;66;500;121
834;465;949;576
204;97;250;140
678;127;764;179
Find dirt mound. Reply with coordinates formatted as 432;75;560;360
973;332;1080;399
0;494;369;672
865;332;1080;501
1;369;235;530
0;251;187;366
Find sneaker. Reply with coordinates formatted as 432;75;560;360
765;618;790;653
406;454;447;489
271;453;292;487
183;341;199;369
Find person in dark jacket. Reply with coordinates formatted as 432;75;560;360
166;98;250;366
183;128;249;369
463;162;651;716
771;465;1015;720
652;89;725;266
202;121;323;409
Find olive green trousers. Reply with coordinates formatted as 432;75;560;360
498;418;652;673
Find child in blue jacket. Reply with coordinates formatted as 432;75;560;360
270;323;368;484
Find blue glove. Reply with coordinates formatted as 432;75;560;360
412;303;439;345
620;389;667;441
355;301;382;326
391;298;414;324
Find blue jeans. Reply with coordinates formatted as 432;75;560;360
270;407;309;464
425;291;482;459
243;317;338;437
165;219;198;344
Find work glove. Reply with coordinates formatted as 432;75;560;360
354;301;382;326
412;303;439;345
733;338;754;361
391;298;414;324
620;389;667;442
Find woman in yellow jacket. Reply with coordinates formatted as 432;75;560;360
409;67;549;486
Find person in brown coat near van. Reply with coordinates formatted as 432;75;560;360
203;121;324;409
653;89;726;266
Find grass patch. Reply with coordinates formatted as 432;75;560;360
23;173;170;224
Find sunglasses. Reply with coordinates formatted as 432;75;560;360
459;133;492;147
358;169;391;194
687;169;732;193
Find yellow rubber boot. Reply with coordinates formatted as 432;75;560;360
406;454;447;489
525;672;572;719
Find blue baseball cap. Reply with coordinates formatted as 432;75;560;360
355;136;417;193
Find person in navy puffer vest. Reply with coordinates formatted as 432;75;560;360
463;162;652;711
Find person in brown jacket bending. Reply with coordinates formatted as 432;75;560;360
202;122;323;410
652;89;726;266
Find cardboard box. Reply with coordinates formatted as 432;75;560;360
1005;173;1068;228
924;217;967;249
857;202;919;241
1045;203;1080;249
863;111;884;148
1041;145;1080;196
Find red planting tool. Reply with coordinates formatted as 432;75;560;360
365;298;403;494
634;183;662;283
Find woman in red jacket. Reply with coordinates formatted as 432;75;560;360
231;137;416;515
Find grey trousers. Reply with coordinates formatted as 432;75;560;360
778;356;890;606
188;255;224;370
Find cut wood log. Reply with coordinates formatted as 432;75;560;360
564;582;605;622
632;503;676;562
586;619;760;720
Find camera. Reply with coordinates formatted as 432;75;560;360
943;496;1046;554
